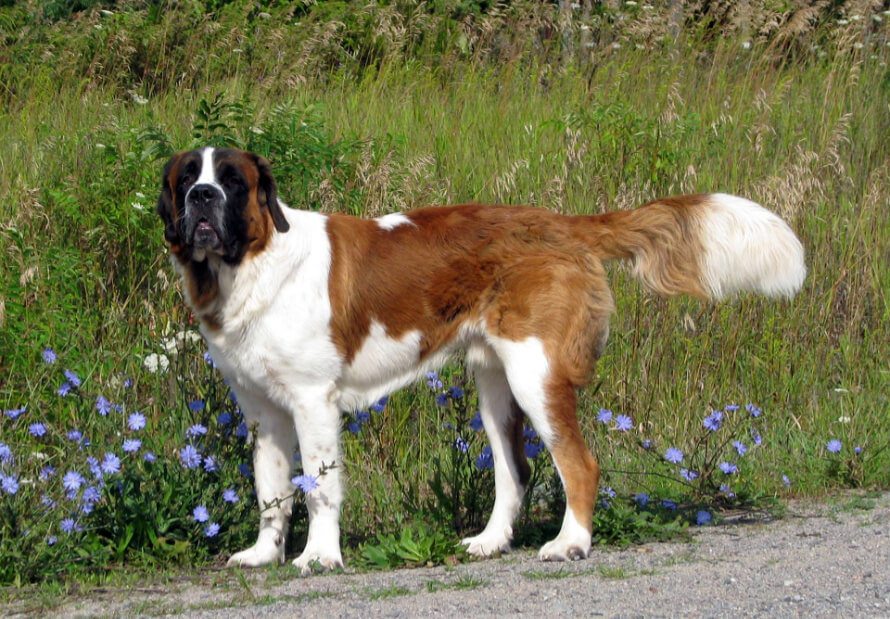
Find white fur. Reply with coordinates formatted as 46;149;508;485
186;147;226;202
538;506;591;561
375;212;414;231
699;194;806;299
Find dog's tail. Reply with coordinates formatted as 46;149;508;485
582;193;806;300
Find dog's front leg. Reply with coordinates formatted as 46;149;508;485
289;383;344;575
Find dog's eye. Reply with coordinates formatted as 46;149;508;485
222;175;245;191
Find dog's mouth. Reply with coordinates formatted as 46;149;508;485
192;219;222;250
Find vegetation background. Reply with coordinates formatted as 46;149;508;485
1;0;888;589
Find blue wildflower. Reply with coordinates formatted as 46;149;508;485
454;437;469;453
664;447;684;464
703;411;723;432
60;518;77;533
86;456;102;479
448;386;464;400
47;536;58;546
123;377;134;388
143;452;157;463
1;474;19;495
733;441;748;456
238;462;252;477
193;505;210;523
42;348;57;364
95;395;112;416
634;493;650;507
435;393;449;407
720;483;735;498
82;486;101;503
0;443;12;465
425;371;443;390
292;474;319;493
600;486;616;499
203;456;218;472
719;461;738;475
724;404;740;412
470;411;484;431
661;499;678;510
525;441;542;459
614;414;633;432
29;422;47;437
67;429;83;442
596;408;612;424
64;370;81;388
746;403;762;417
203;351;215;367
750;429;762;446
128;413;146;431
680;468;698;481
854;446;862;454
369;396;389;413
217;412;232;425
523;425;538;440
204;522;220;537
57;382;72;396
641;439;651;449
223;488;239;504
122;439;142;453
695;510;712;525
188;400;205;412
101;453;121;475
63;471;85;492
475;445;494;470
39;466;56;480
4;407;26;420
180;445;202;469
186;424;208;439
782;474;791;488
826;439;842;453
235;422;249;439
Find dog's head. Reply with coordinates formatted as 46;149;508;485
156;148;290;265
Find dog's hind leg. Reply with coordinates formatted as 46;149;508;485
461;350;531;557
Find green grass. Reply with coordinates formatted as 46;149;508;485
1;0;889;587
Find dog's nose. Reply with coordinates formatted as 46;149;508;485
188;183;223;206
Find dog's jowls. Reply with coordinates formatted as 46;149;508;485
156;147;806;574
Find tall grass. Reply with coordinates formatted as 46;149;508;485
1;0;888;584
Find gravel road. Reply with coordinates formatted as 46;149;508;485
13;492;890;617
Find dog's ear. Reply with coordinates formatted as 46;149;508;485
253;154;290;233
157;155;181;245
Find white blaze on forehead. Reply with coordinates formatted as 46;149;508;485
186;147;226;201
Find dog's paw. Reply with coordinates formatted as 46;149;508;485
461;530;512;558
538;537;591;562
227;542;284;568
292;546;344;576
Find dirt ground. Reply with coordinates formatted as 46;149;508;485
7;492;890;617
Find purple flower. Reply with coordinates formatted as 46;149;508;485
186;424;208;439
826;439;842;453
4;407;26;420
746;403;762;417
96;396;112;416
47;536;58;546
719;461;738;475
143;452;157;463
664;447;684;464
854;446;862;455
217;412;232;425
750;429;763;445
661;499;678;510
641;439;651;449
180;445;202;469
634;493;650;507
0;443;11;465
193;505;210;522
292;474;319;493
204;522;220;537
782;474;791;488
475;445;494;470
60;518;77;533
57;382;72;396
122;439;141;453
86;456;102;479
82;486;101;503
600;486;616;499
724;404;739;412
128;413;146;431
203;351;215;366
695;510;712;525
222;488;239;504
614;414;633;432
29;422;47;437
188;400;205;412
680;468;698;481
454;437;469;453
448;386;464;400
203;456;218;472
123;377;134;388
425;372;443;390
733;441;748;456
435;393;449;407
703;411;723;432
1;474;19;495
369;396;389;413
63;471;85;492
42;348;57;364
235;422;249;439
525;441;542;459
40;466;56;480
238;462;252;477
470;412;484;431
67;429;83;442
720;483;735;498
523;425;538;440
64;370;82;388
101;453;121;475
596;408;613;424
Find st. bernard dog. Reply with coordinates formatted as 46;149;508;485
156;147;805;573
